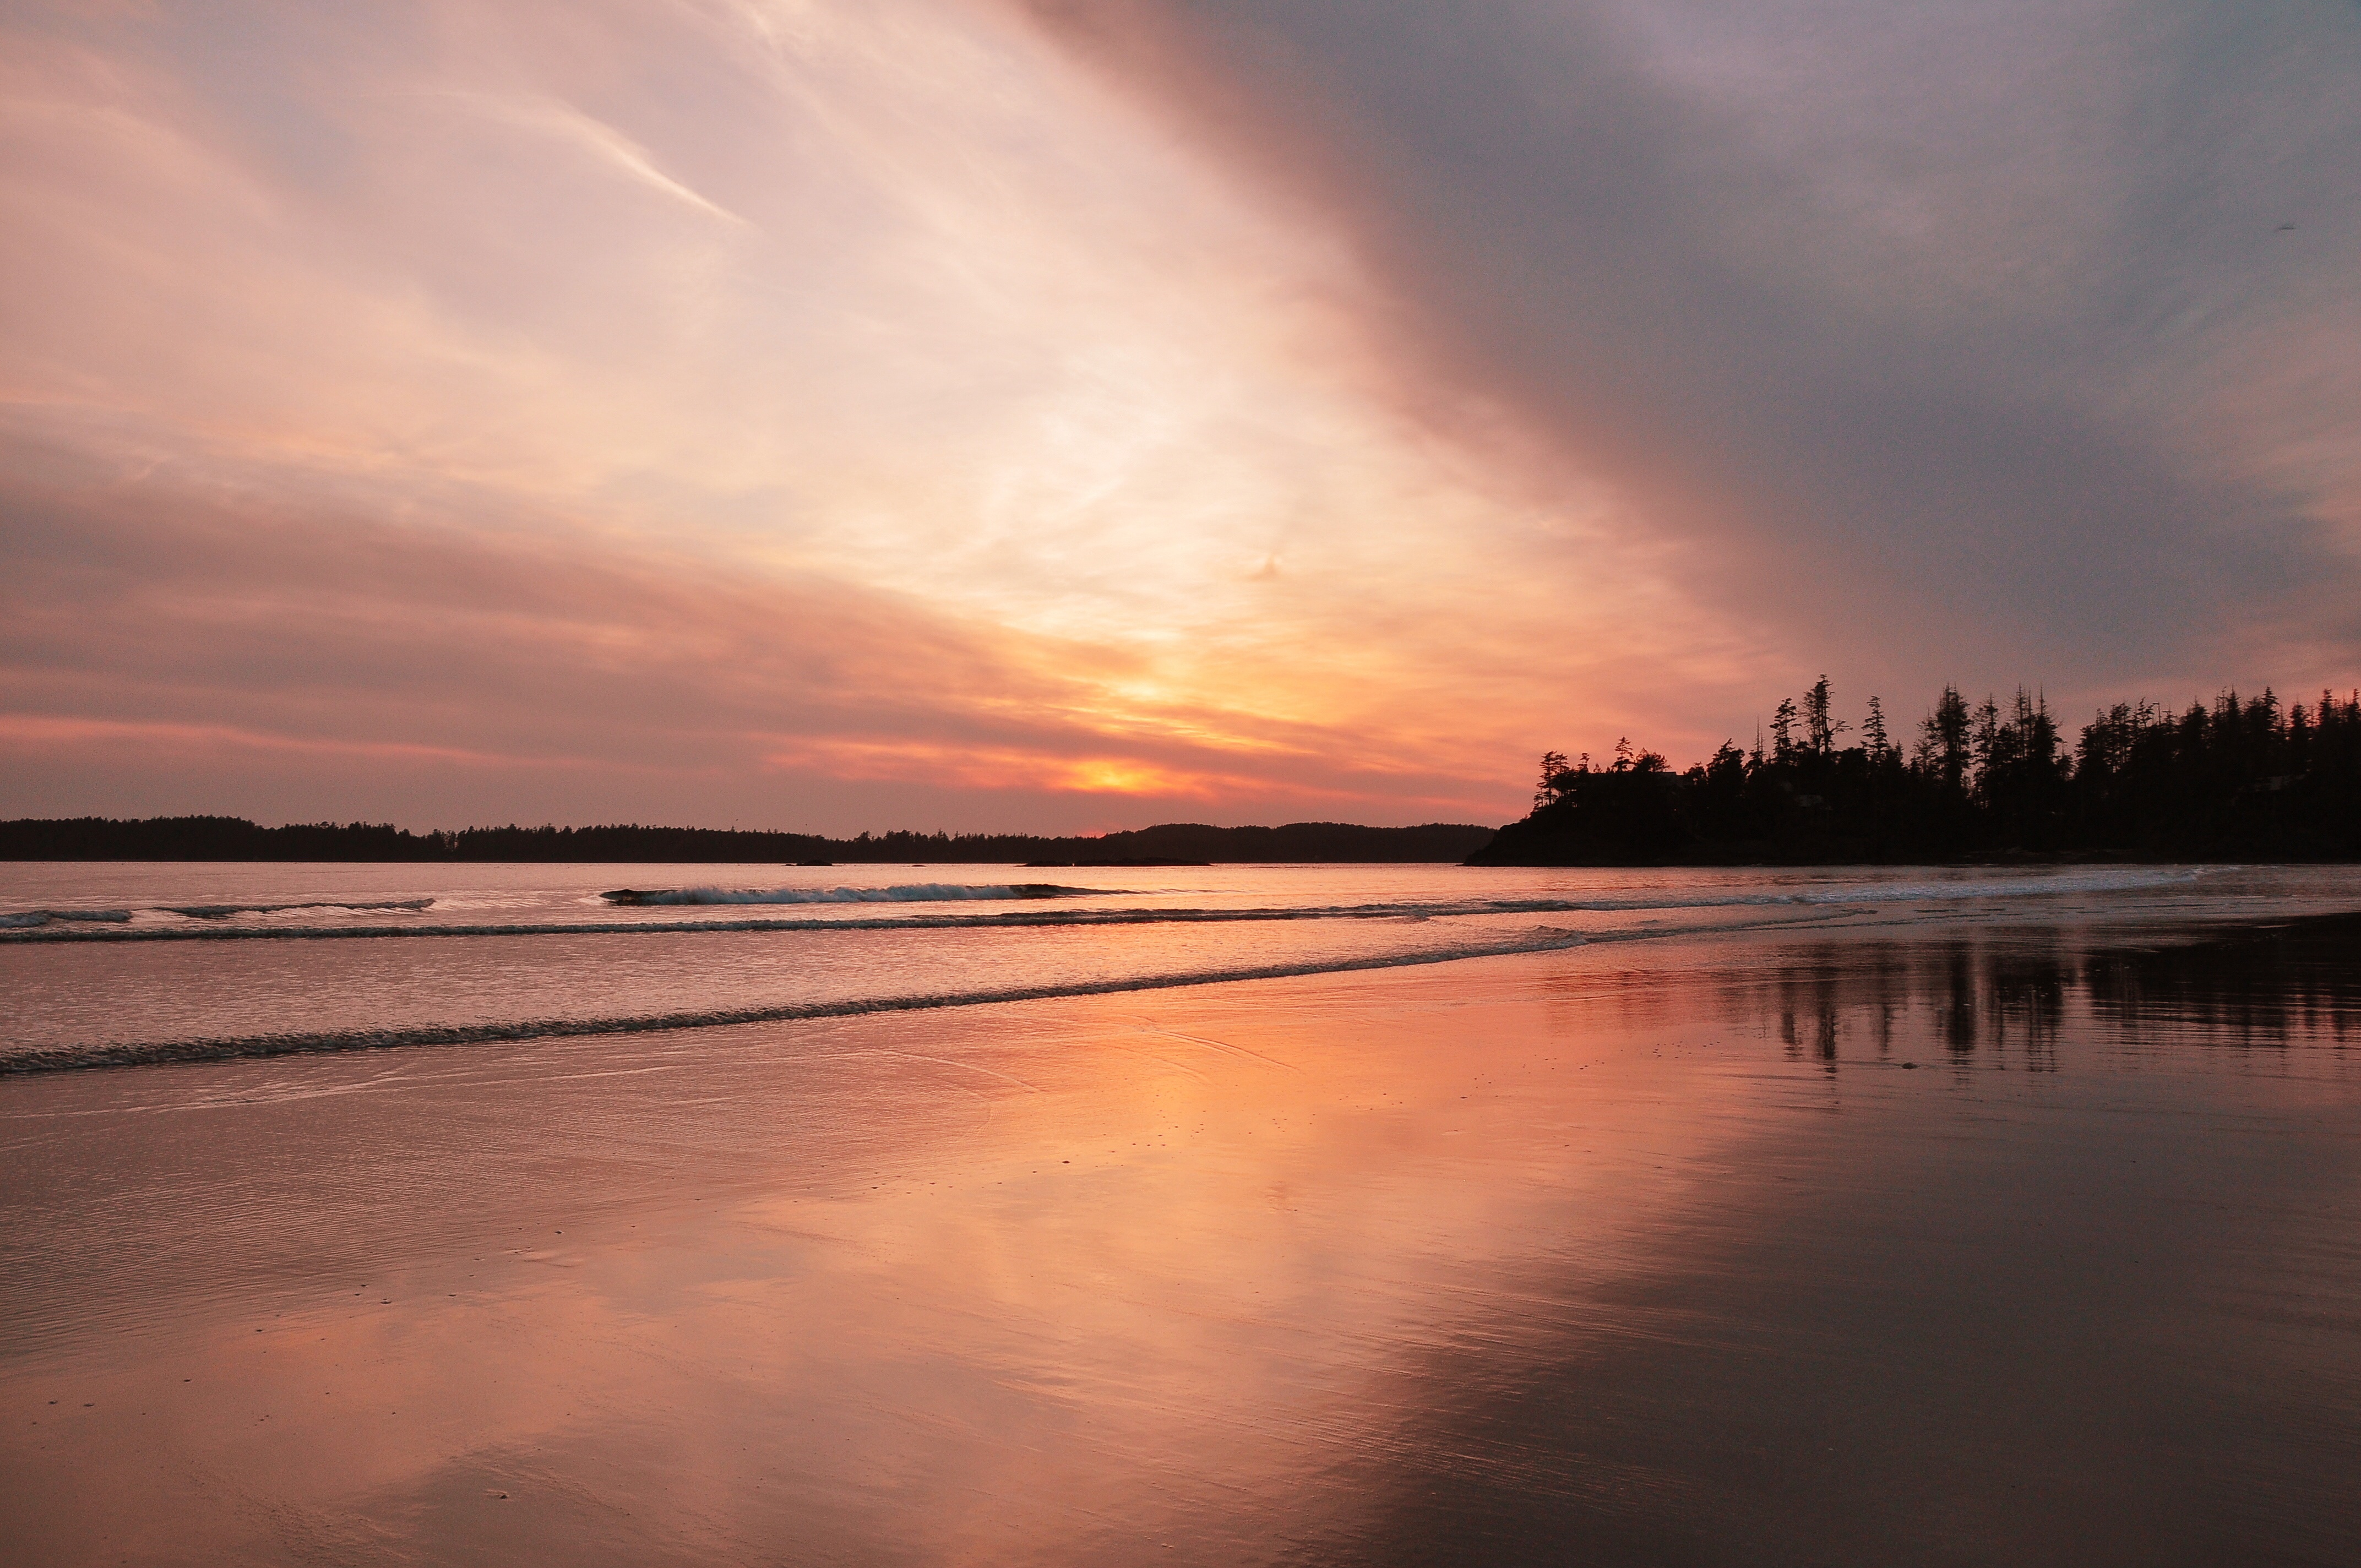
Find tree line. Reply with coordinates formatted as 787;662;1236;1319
0;816;1496;864
1473;680;2361;864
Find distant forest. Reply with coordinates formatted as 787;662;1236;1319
1475;681;2361;865
0;817;1495;865
16;681;2357;867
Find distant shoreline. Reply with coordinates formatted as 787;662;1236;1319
0;816;1498;865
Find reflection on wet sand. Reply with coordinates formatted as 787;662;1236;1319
3;916;2357;1565
1332;921;2361;1566
1586;915;2361;1072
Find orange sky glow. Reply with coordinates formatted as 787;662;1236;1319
4;0;2355;832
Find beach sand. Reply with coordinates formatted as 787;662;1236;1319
4;917;2358;1565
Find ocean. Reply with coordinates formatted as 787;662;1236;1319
4;861;2359;1564
5;861;2354;1071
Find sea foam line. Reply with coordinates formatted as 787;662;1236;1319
0;929;1591;1075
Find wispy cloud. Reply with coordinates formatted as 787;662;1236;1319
3;0;1756;827
426;90;750;226
14;0;2340;830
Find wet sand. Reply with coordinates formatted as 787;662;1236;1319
4;916;2358;1565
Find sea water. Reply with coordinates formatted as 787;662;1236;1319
3;861;2351;1069
4;862;2359;1565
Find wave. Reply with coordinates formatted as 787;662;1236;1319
1781;867;2202;905
0;898;434;929
161;897;437;919
0;905;1460;944
1;867;2210;945
0;908;132;928
0;928;1591;1074
600;883;1101;906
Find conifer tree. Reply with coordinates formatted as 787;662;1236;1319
1535;750;1570;809
1918;687;1971;793
1804;676;1846;758
1501;675;2358;864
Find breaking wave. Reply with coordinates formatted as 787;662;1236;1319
160;897;435;919
600;883;1099;906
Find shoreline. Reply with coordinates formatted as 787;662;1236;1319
9;898;2354;1080
0;929;1587;1077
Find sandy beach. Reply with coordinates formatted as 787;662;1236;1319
6;906;2358;1565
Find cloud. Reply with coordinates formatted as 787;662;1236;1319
38;1;2329;826
0;433;1555;828
6;0;1782;825
429;91;749;226
1019;0;2361;703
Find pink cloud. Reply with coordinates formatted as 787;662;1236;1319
0;1;1818;829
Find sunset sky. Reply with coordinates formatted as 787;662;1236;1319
4;0;2356;833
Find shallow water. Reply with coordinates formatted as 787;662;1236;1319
2;862;2350;1066
3;867;2359;1564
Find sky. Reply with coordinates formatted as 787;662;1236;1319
3;0;2355;834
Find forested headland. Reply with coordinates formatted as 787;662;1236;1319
1473;681;2361;865
0;816;1495;865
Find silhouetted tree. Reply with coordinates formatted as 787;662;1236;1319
1477;679;2361;864
1918;687;1972;795
1804;676;1846;759
1535;750;1570;809
1863;695;1891;763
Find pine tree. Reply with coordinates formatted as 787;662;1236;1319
1918;686;1971;793
1509;672;2360;862
1804;676;1846;758
1534;750;1570;809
